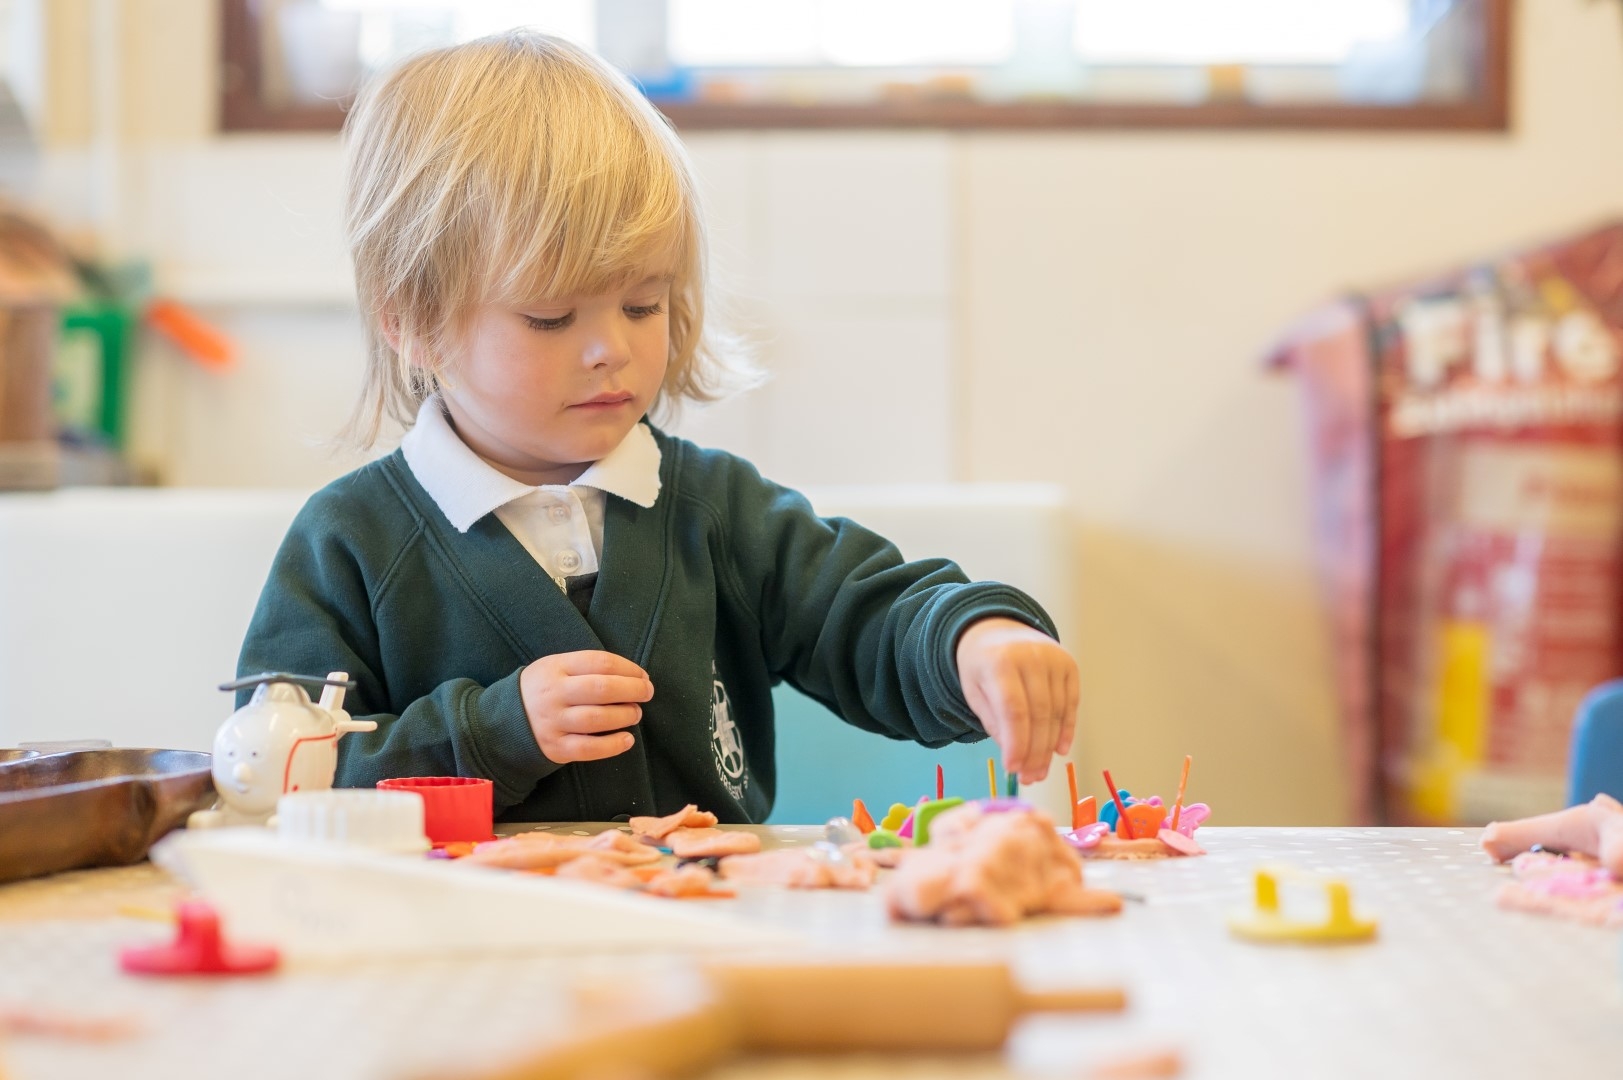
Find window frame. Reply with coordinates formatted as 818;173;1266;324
219;0;1512;134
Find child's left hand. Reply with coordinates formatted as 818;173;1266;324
955;617;1078;784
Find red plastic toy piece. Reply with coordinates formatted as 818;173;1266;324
377;776;495;845
119;901;280;976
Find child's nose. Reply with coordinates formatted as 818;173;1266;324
583;320;632;370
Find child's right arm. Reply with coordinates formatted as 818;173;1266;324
236;493;646;810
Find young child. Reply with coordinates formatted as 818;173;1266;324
237;31;1079;824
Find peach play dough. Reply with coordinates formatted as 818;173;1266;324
719;848;878;890
628;805;720;842
666;828;762;859
461;829;661;870
886;802;1122;927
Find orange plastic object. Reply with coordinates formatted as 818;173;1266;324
851;798;876;834
1073;795;1098;829
377;776;495;845
1120;803;1164;840
1170;754;1193;832
145;299;235;370
118;900;278;976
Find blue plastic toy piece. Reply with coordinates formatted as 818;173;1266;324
1098;790;1132;829
1569;680;1623;805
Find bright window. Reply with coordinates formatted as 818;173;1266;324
223;0;1509;131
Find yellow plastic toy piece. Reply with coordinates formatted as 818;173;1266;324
879;803;912;832
1228;867;1377;944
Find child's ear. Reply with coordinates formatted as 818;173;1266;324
378;311;403;354
380;312;438;371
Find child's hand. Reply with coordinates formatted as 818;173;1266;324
955;617;1078;784
520;651;654;765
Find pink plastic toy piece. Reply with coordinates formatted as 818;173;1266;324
1164;803;1210;837
119;900;280;976
1065;822;1112;850
1157;828;1205;856
897;797;933;840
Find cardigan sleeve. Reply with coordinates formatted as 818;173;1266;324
707;455;1060;747
235;500;559;811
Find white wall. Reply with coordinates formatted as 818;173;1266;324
26;0;1623;822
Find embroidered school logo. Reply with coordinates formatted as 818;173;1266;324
709;664;746;801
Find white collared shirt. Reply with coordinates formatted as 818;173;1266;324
399;395;662;589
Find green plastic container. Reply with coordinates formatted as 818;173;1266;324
58;303;136;448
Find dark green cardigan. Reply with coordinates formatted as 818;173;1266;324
237;428;1057;823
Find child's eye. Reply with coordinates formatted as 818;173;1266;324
624;302;665;319
522;312;573;331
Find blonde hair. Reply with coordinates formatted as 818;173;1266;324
341;31;750;446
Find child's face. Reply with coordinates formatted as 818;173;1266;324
437;275;672;485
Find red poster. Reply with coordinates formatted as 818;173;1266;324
1274;222;1623;824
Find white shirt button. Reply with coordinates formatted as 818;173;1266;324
548;503;571;524
556;549;582;574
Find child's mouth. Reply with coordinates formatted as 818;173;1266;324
573;392;633;409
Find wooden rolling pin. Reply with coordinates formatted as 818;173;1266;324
447;959;1126;1080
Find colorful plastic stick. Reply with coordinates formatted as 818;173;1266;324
1067;761;1081;830
1170;755;1193;833
987;758;997;801
936;763;945;801
1006;772;1018;799
1102;769;1134;839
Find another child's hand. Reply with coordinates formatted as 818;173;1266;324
955;617;1078;784
520;651;654;765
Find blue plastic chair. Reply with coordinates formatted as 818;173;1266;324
1568;679;1623;805
765;685;1008;825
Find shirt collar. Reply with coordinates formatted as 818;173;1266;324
400;395;662;533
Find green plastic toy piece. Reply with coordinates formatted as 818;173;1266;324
867;830;902;849
912;797;965;847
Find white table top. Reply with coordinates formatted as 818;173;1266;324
0;826;1616;1079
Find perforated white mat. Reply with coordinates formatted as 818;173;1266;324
0;827;1616;1079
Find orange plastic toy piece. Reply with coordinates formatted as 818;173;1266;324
1120;803;1164;840
146;299;235;370
1073;796;1098;828
852;799;876;835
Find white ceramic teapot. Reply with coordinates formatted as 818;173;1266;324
187;671;378;829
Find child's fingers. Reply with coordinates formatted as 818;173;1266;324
1057;664;1079;757
547;730;635;763
1020;669;1055;781
554;650;650;680
559;674;655;706
561;703;643;734
1049;668;1073;757
986;672;1031;780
